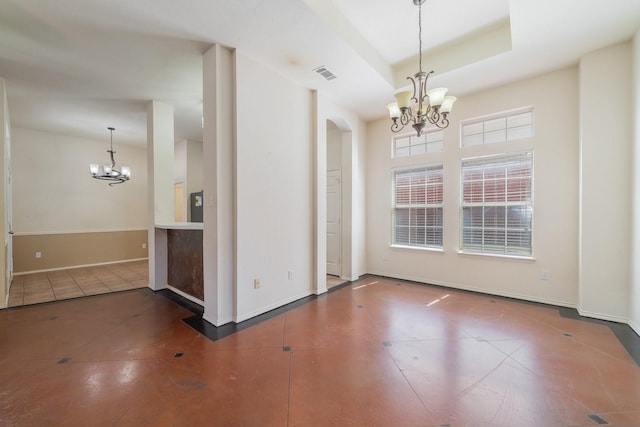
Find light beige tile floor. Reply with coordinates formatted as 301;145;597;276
8;260;149;307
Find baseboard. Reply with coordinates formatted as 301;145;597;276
628;318;640;336
234;290;312;323
576;307;629;324
367;270;577;311
14;258;148;276
202;312;234;327
167;285;204;306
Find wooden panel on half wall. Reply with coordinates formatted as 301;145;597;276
167;229;203;301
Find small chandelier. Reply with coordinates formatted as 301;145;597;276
387;0;456;137
89;127;131;186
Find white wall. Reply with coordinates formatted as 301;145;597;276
12;127;147;233
631;30;640;335
366;67;580;307
579;42;633;322
327;121;342;170
234;52;314;321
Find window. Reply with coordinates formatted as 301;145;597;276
393;129;444;158
461;108;533;147
461;152;533;256
392;164;443;248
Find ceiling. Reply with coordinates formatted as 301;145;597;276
1;0;639;147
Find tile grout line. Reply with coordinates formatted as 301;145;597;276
383;344;435;419
286;351;292;427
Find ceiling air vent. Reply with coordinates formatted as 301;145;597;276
313;65;336;81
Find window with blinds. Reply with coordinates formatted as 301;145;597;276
392;164;443;248
461;108;533;147
393;129;444;158
461;152;533;255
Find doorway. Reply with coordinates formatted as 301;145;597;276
174;182;185;222
325;119;349;289
326;169;341;276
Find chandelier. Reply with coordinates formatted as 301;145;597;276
387;0;456;137
89;127;131;186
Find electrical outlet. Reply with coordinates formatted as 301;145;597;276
254;278;260;289
35;251;42;259
288;270;293;280
142;243;147;249
540;270;550;280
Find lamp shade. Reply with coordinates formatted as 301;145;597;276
394;91;413;109
90;164;99;175
121;166;131;178
426;87;448;107
440;96;457;114
387;102;401;119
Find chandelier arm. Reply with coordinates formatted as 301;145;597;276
420;71;434;105
435;117;450;129
108;149;116;169
427;109;440;125
408;76;418;105
400;110;412;126
390;121;405;134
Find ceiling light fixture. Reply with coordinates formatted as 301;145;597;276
387;0;456;137
89;127;130;186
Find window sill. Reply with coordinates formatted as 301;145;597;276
457;250;535;262
390;245;444;254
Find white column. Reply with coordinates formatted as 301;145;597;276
147;100;175;290
202;44;235;326
0;78;9;308
579;43;632;321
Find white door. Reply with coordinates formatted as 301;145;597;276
6;164;12;288
326;169;341;276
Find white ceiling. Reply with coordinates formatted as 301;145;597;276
1;0;639;146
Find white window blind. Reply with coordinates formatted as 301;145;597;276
461;108;533;147
393;129;444;158
392;164;443;248
461;152;533;255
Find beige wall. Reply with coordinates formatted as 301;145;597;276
13;230;148;273
366;66;580;308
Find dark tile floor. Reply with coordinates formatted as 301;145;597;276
1;276;639;426
7;260;149;307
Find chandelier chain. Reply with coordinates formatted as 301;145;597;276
418;1;422;73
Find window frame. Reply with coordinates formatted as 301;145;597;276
460;107;534;148
459;151;534;257
391;163;444;250
392;129;444;158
